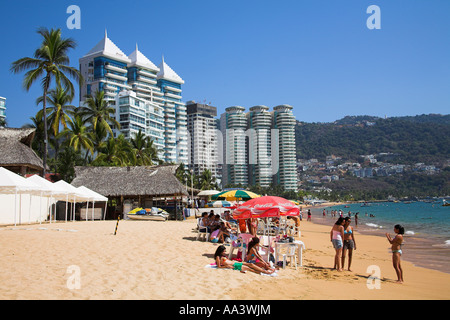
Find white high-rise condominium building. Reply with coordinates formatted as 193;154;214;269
220;105;298;191
186;101;219;179
220;106;248;187
273;105;297;191
0;97;6;125
79;31;188;164
248;105;272;188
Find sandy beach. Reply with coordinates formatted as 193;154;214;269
0;212;449;300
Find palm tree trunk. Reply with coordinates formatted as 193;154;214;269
42;75;50;178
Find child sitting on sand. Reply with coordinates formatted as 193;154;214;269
214;245;275;275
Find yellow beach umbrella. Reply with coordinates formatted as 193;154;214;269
211;189;260;201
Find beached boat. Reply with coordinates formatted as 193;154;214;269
127;207;169;221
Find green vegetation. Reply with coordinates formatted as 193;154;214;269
296;115;450;165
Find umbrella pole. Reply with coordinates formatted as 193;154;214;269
92;201;95;221
103;202;107;220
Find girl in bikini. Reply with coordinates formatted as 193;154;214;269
386;224;405;283
245;237;276;272
214;245;274;275
342;217;356;271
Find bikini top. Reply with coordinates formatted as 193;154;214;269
344;228;353;235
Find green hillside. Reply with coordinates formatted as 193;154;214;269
295;114;450;165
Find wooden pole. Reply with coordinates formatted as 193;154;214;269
114;215;120;235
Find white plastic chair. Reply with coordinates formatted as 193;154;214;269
282;244;298;270
196;218;210;241
228;233;253;260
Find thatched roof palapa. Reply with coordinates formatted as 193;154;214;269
0;128;44;173
71;165;189;198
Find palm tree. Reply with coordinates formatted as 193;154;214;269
10;27;82;176
94;134;131;166
36;85;75;137
79;90;120;135
130;129;160;165
60;114;94;162
198;169;218;190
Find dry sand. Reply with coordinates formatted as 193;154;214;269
0;215;449;300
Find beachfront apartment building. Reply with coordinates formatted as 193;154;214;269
186;101;219;179
248;105;273;188
0;97;6;125
273;105;298;191
220;106;249;187
79;31;188;165
219;105;298;191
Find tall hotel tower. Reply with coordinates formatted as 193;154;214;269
220;106;248;187
273;105;297;191
186;101;219;179
79;31;188;164
248;105;272;188
220;105;298;191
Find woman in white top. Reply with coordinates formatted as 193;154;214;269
330;217;345;271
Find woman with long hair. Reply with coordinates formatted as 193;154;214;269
330;217;345;271
386;224;405;283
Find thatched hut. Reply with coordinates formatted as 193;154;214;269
71;165;189;219
0;128;44;175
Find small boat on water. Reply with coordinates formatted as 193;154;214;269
127;207;169;221
443;200;450;207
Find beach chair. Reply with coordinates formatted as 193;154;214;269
196;218;210;242
282;244;298;270
228;233;253;260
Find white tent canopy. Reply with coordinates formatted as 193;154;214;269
0;167;46;225
76;186;108;221
77;186;108;202
0;167;44;195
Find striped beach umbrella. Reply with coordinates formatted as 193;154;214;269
211;189;260;201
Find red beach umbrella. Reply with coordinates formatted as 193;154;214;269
232;196;300;219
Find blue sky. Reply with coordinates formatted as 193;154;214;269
1;0;449;128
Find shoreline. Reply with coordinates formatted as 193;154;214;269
306;203;450;274
1;216;450;300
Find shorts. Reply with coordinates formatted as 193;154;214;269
332;239;343;249
343;239;355;250
233;262;243;271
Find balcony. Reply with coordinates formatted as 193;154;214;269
105;72;128;81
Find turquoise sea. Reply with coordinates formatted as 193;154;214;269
309;200;450;274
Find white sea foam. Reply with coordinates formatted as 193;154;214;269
405;231;415;235
365;223;382;229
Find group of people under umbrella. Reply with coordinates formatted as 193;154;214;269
203;189;303;271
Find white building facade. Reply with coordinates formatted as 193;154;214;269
79;32;188;164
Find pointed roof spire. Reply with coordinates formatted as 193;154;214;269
157;57;184;84
128;44;159;72
83;30;130;63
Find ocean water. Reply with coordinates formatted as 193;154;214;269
309;200;450;274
